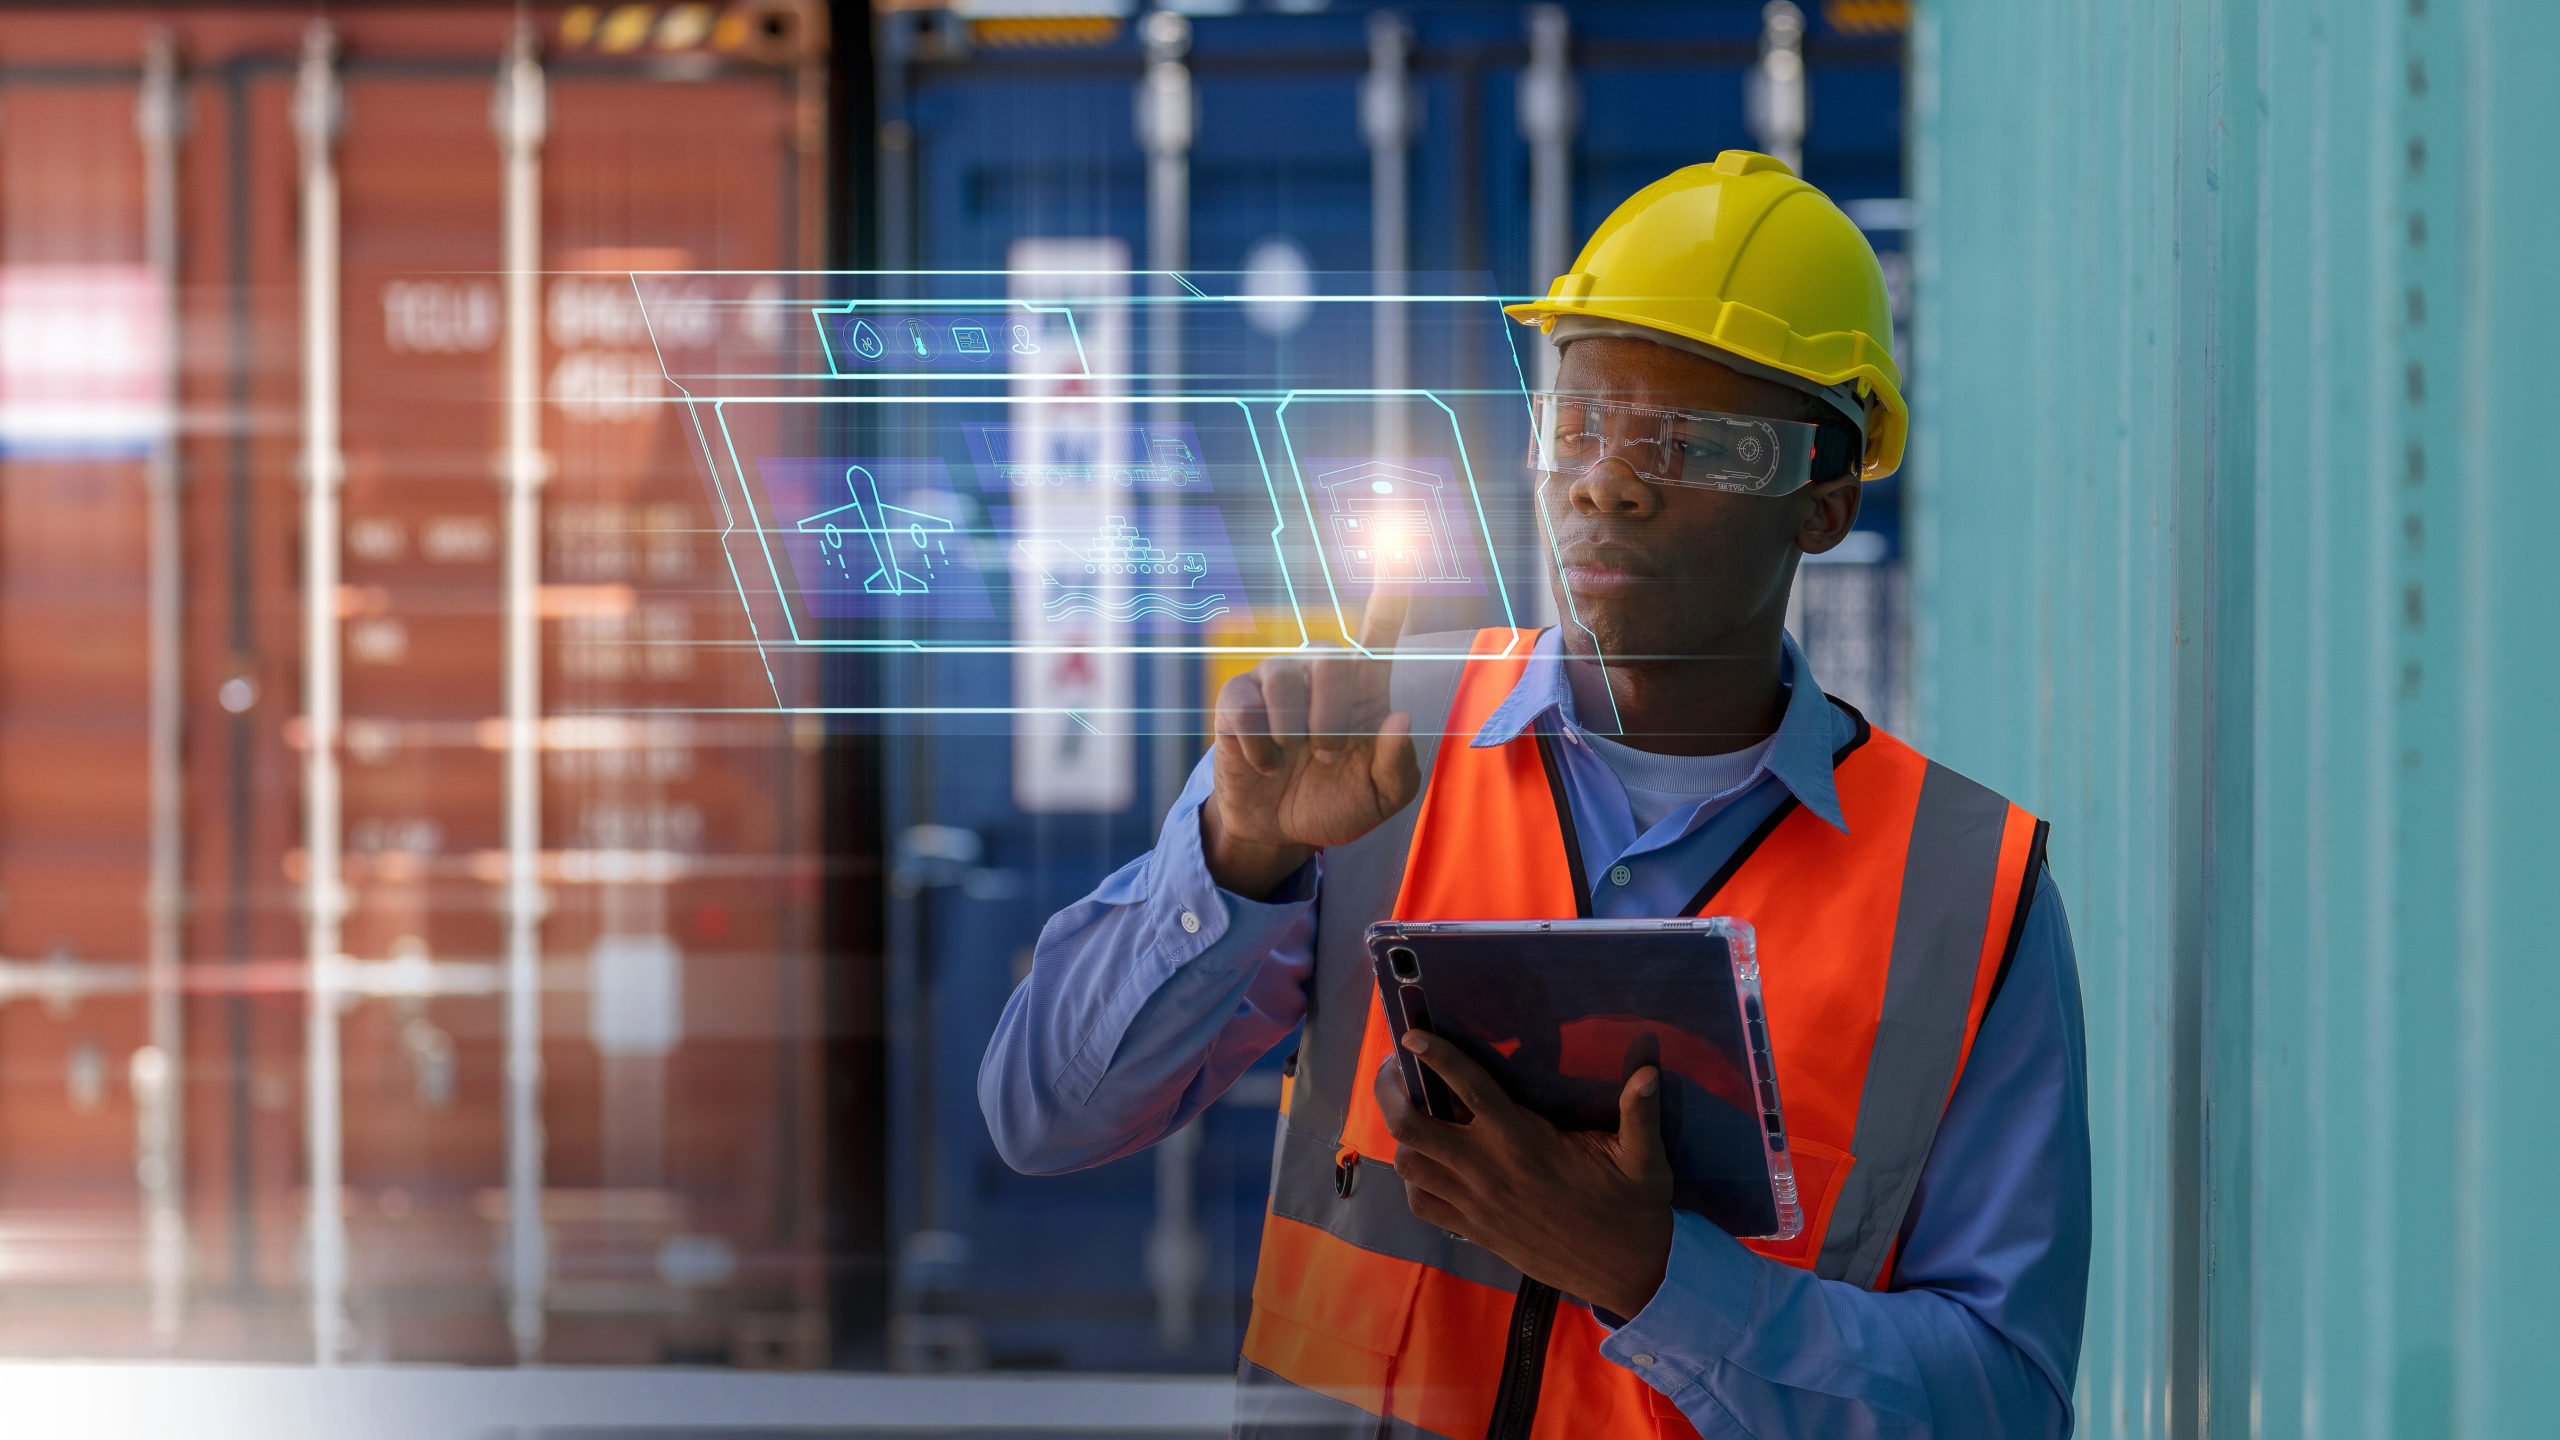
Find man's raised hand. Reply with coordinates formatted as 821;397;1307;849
1201;589;1419;898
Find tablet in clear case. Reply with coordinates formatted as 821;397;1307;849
1366;916;1803;1244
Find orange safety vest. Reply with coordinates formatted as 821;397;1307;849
1235;630;2047;1440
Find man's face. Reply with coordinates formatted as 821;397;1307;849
1539;336;1859;665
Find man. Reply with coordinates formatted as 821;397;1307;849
982;153;2089;1438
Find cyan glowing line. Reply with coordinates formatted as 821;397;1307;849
1272;392;1518;659
711;399;815;650
1233;404;1313;654
663;390;1508;657
1053;305;1090;375
639;383;1558;397
678;393;786;703
671;391;1331;657
639;281;1531;676
626;268;1527;305
580;692;1527;717
1499;322;1617;734
635;278;787;706
1428;389;1517;634
1046;597;1232;622
1273;407;1340;647
808;299;1082;380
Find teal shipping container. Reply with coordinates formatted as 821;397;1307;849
1909;0;2558;1435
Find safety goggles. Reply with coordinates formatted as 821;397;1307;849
1527;391;1823;496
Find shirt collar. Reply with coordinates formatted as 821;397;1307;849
1469;626;1851;833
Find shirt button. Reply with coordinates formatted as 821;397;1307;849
1179;909;1202;935
1609;864;1632;887
1630;1353;1655;1367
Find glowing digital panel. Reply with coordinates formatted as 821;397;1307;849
632;270;1535;714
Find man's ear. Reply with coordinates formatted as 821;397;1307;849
1794;477;1863;555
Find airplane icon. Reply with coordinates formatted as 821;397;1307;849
796;464;956;597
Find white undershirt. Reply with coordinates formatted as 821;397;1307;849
1580;729;1774;835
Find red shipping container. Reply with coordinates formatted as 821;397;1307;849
0;3;856;1366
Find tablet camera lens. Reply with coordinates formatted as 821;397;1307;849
1387;946;1420;981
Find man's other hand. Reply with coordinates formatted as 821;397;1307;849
1374;1032;1676;1321
1202;589;1418;898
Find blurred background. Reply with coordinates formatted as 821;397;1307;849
0;0;1911;1380
0;1;2554;1437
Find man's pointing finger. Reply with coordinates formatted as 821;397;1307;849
1354;585;1412;658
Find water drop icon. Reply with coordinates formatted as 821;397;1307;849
850;319;885;361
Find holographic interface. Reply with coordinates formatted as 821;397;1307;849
631;271;1544;716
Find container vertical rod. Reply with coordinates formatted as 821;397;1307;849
290;20;346;1366
1766;4;1811;657
1518;5;1574;392
792;0;829;272
1362;10;1414;460
1135;8;1205;1355
1136;7;1193;827
1517;3;1575;629
1746;2;1808;177
875;13;913;273
135;26;189;1348
494;25;551;1366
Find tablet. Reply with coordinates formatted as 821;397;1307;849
1366;917;1803;1243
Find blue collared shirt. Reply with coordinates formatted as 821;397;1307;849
980;632;2090;1438
1471;628;1851;918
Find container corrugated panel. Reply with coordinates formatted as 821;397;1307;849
0;3;854;1366
1911;0;2560;1433
0;73;166;1318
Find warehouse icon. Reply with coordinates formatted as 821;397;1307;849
1314;460;1469;585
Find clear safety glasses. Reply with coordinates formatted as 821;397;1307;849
1528;391;1825;496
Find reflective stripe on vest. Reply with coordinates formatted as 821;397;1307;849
1237;629;2046;1440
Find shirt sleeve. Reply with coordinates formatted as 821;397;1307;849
1594;870;2092;1438
977;749;1322;1175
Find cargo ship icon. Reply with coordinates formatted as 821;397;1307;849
1015;516;1229;625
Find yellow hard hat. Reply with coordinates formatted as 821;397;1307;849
1506;150;1907;480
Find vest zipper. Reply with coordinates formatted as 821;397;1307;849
1483;1276;1560;1440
